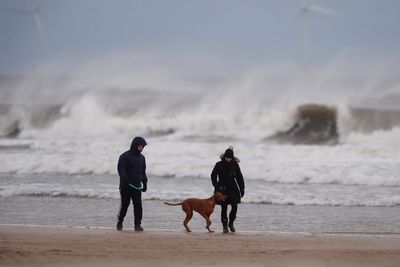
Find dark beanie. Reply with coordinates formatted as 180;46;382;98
224;148;234;158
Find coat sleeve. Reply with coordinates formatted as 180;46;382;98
211;163;219;189
142;156;148;184
117;154;129;185
235;162;245;193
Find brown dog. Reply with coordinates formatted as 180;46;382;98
164;192;226;233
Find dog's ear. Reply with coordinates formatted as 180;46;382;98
215;192;227;201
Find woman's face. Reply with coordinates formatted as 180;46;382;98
224;157;232;162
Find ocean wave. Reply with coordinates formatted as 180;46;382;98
266;104;338;145
3;98;400;145
243;197;400;207
0;104;62;137
2;72;400;141
2;62;400;141
0;186;117;199
1;182;400;207
2;190;400;207
346;107;400;133
265;104;400;145
2;150;400;187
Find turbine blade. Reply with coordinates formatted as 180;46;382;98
307;4;342;16
33;0;39;11
301;0;310;13
0;7;33;15
292;1;308;21
33;14;48;49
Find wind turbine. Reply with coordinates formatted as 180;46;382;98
2;0;47;71
297;1;341;70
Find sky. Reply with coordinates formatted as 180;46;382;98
0;0;400;74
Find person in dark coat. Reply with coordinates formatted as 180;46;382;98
211;147;245;233
117;136;148;231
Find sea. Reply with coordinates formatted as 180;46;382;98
1;65;400;234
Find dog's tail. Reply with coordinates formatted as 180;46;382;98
163;202;183;206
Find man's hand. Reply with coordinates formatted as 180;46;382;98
141;182;147;192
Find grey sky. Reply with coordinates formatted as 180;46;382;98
1;0;400;74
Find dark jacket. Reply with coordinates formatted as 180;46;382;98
211;157;245;204
118;137;148;189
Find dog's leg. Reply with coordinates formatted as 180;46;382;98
182;204;193;232
206;216;214;233
200;213;214;233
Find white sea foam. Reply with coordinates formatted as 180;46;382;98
1;175;400;207
1;128;400;188
1;59;400;207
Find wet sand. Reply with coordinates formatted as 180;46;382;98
1;225;400;267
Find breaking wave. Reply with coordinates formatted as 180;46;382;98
2;98;400;146
1;182;400;207
1;63;400;143
1;56;400;211
266;104;338;145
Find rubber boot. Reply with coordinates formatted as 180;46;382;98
116;221;123;231
228;219;236;233
134;224;144;232
222;220;229;234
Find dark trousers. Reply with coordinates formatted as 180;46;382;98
117;186;142;225
221;203;238;223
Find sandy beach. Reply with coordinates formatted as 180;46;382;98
1;225;400;267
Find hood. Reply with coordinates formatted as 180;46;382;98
219;154;240;163
130;136;147;153
219;146;239;162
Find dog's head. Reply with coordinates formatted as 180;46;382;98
214;191;227;202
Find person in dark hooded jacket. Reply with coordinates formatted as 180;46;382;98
211;147;245;233
116;136;148;231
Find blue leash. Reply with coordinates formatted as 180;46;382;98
128;183;143;190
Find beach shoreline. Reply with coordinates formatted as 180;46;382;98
1;225;400;267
